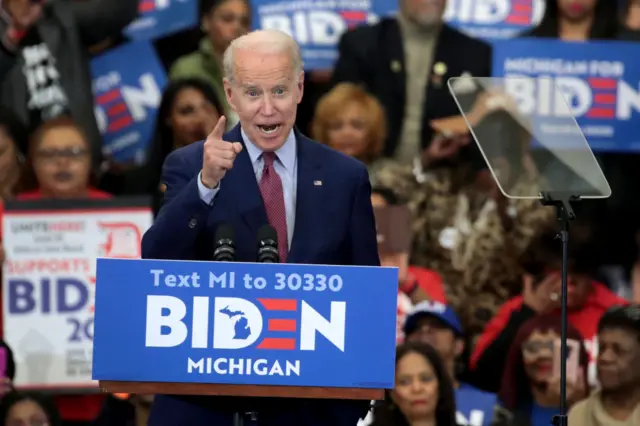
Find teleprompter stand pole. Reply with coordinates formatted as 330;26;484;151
540;192;579;426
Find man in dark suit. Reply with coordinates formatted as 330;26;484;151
332;0;492;165
142;29;380;426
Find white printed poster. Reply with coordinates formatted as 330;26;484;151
2;198;153;389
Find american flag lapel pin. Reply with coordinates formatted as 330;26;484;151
313;180;323;186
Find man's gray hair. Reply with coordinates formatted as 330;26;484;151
222;29;304;82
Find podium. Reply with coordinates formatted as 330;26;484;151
93;258;398;401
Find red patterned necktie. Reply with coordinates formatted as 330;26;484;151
259;152;288;262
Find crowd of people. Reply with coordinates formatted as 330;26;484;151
0;0;639;425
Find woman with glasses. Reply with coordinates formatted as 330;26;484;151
18;117;110;200
366;342;459;426
169;0;251;127
0;391;60;426
492;314;589;426
11;116;110;425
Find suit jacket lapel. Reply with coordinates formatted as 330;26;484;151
425;25;457;114
288;130;323;263
382;19;406;112
219;125;324;263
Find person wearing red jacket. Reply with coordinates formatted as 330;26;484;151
468;221;629;393
5;117;111;425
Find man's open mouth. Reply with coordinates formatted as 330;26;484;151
257;124;281;134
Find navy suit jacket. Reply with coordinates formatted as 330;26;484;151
142;124;380;426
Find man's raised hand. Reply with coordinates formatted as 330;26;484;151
201;116;243;189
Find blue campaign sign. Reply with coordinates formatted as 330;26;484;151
492;39;640;152
443;0;545;40
252;0;397;70
125;0;198;41
91;42;167;164
92;259;398;389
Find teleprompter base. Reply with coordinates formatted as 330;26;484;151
99;381;384;400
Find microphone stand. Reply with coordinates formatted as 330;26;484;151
540;192;578;426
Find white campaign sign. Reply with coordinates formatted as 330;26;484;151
2;201;152;388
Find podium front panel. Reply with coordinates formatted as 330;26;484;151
92;259;398;393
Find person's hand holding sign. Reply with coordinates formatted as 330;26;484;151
200;116;243;189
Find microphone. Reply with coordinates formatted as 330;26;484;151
213;223;236;262
257;224;279;263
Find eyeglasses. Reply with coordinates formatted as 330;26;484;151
522;340;554;355
35;147;88;161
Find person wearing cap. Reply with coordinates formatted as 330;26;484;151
404;301;497;426
568;305;640;426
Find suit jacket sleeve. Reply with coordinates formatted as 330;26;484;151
141;150;211;261
349;167;381;267
313;167;380;426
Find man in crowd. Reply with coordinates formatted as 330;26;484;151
141;29;379;425
404;301;497;426
569;305;640;425
332;0;492;166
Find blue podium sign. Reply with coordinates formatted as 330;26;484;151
92;259;398;390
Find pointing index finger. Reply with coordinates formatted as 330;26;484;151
210;116;227;140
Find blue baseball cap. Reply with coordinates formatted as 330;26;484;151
403;301;463;336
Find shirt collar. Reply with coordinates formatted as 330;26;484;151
241;126;297;172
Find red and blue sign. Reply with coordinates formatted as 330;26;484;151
252;0;396;70
125;0;198;41
492;38;640;152
91;42;168;164
443;0;545;39
92;258;398;388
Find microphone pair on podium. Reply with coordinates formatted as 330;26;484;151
212;223;280;263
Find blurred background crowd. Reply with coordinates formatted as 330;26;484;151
0;0;640;425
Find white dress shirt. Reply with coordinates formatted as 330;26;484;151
197;129;297;247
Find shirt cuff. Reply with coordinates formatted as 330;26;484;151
197;171;219;205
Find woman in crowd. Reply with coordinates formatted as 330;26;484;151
13;116;109;424
470;221;629;393
492;315;589;426
130;78;223;213
368;342;458;426
18;117;110;201
0;391;60;426
311;82;388;183
525;0;619;40
170;0;251;125
621;0;640;39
